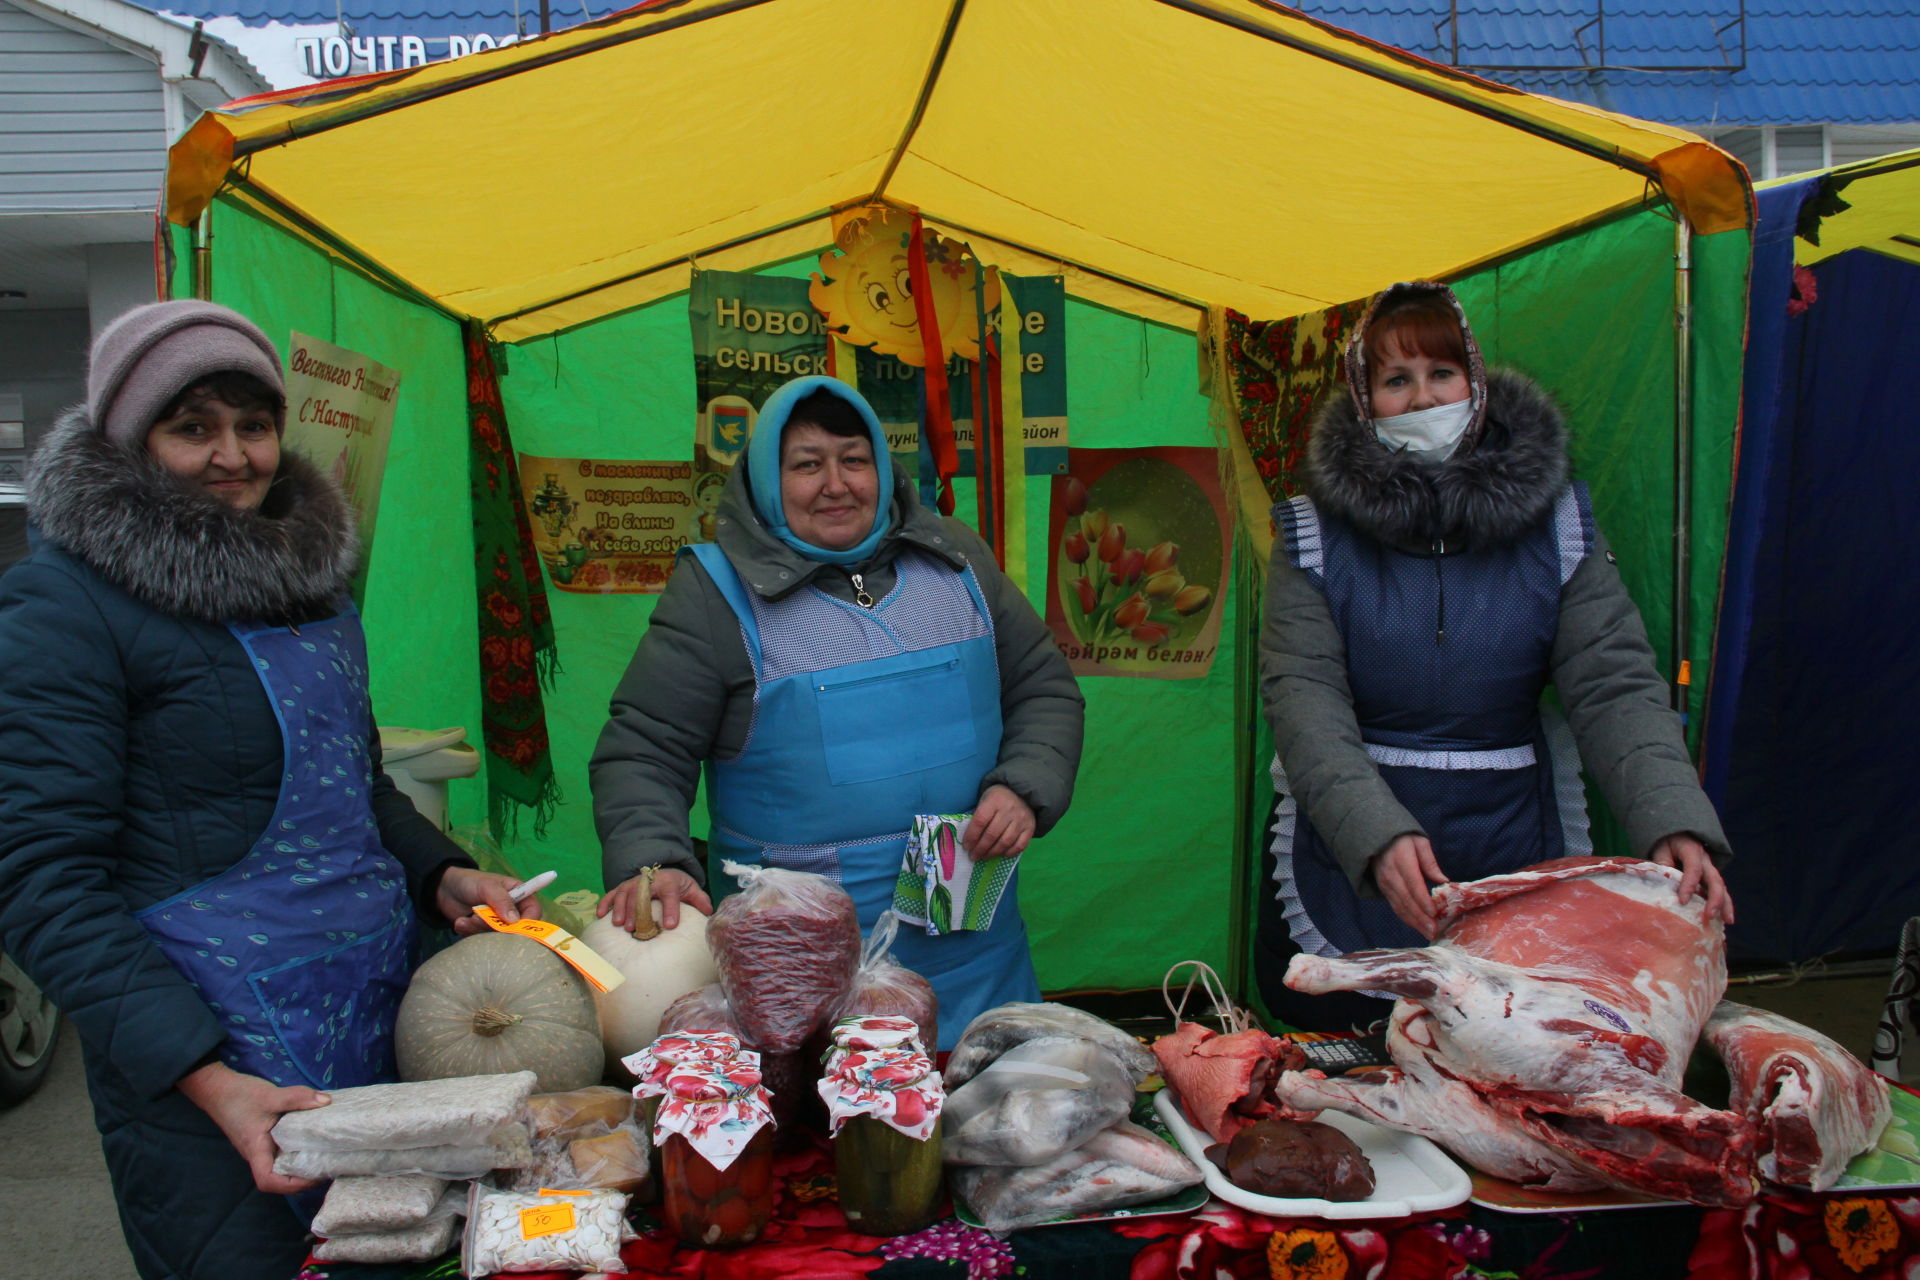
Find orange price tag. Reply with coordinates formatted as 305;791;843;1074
519;1202;577;1240
473;906;624;994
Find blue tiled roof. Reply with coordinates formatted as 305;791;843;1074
1301;1;1920;125
137;0;591;39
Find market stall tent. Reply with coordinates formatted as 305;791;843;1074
161;0;1751;996
1705;148;1920;964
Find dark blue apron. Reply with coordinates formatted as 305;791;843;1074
134;610;415;1090
1273;485;1594;956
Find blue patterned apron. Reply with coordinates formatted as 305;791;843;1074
134;610;415;1090
689;542;1040;1050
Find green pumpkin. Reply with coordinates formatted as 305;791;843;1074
396;932;603;1093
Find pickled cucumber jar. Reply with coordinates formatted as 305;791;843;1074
819;1044;944;1236
635;1049;775;1250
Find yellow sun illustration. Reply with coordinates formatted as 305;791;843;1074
809;206;1000;367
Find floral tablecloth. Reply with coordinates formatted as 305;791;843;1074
300;1144;1920;1280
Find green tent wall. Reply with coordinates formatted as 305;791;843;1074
170;195;1746;1002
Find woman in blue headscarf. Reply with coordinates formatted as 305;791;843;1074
590;376;1084;1048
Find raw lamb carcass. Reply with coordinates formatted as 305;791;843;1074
1704;1000;1891;1191
1275;857;1759;1207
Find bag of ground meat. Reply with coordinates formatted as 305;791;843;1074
833;912;938;1051
709;862;861;1053
657;983;742;1038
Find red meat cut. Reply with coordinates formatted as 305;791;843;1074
1704;1000;1891;1191
1152;1022;1308;1144
1275;857;1759;1206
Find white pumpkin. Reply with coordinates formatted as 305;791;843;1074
580;899;719;1076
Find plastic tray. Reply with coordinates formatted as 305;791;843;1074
1153;1087;1471;1220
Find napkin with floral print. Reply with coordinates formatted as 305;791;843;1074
891;813;1018;936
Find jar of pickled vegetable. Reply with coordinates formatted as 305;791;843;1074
637;1052;775;1250
819;1044;944;1236
660;1124;774;1248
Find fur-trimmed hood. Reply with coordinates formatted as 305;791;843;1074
26;406;359;623
1308;282;1569;549
1305;367;1570;549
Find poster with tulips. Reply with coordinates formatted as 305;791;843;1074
1045;446;1232;680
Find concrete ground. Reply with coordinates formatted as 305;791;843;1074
0;1020;137;1279
0;967;1906;1280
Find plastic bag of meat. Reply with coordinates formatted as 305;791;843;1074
709;862;862;1053
657;983;741;1037
1204;1117;1375;1200
943;1036;1142;1166
945;1002;1156;1090
833;912;938;1051
1704;1000;1892;1191
1152;1022;1310;1143
949;1119;1204;1233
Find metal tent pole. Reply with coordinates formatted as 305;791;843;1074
1672;217;1694;718
192;207;213;300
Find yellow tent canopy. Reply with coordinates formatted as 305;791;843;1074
1766;146;1920;269
167;0;1748;341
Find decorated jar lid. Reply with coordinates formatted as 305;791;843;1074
816;1045;943;1140
624;1031;749;1092
649;1057;774;1169
826;1015;925;1055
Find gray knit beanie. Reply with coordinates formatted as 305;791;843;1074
88;300;286;448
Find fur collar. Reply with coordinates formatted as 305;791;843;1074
27;407;359;623
1304;367;1570;549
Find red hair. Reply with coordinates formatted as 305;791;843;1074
1363;294;1468;369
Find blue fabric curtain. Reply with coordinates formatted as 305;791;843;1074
1713;240;1920;963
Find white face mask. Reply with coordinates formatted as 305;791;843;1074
1374;399;1473;463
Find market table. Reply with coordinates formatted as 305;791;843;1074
299;1138;1920;1280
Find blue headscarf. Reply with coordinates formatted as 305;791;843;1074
743;376;896;566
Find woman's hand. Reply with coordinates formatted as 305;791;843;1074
435;867;544;937
597;868;712;932
176;1060;329;1194
1650;834;1735;925
1369;834;1449;940
965;785;1036;860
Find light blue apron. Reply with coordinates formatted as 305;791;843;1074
689;542;1041;1050
135;610;415;1090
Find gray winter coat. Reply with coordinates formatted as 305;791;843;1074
592;462;1085;890
1263;351;1730;895
0;409;471;1280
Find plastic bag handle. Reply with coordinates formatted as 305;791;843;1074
1161;960;1251;1035
862;910;902;967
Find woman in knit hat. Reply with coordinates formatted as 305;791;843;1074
0;300;535;1280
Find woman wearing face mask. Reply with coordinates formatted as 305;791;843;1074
591;376;1084;1050
1257;282;1733;1031
0;301;534;1280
